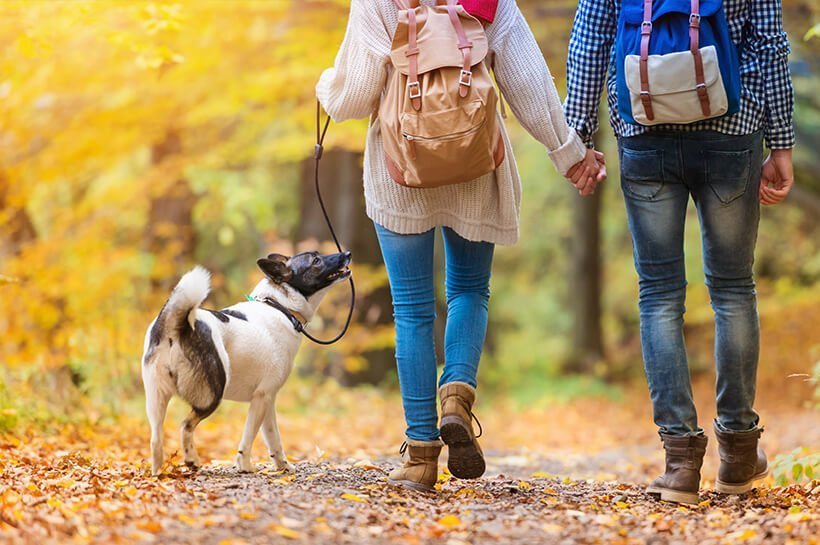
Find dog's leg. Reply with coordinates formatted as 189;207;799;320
145;384;171;476
235;391;270;473
180;410;204;469
261;399;293;472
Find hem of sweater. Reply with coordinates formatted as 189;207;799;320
366;202;520;246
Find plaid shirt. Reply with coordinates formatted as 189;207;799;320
565;0;795;149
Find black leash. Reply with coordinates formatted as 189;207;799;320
286;102;355;345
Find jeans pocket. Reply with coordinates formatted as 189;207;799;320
620;148;664;200
705;149;752;204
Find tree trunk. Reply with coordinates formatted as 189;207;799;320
298;150;395;386
0;171;37;261
566;136;605;374
144;130;197;289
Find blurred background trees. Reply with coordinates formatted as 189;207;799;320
0;0;817;419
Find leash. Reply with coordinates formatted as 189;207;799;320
286;102;356;345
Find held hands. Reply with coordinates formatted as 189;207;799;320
566;149;607;196
759;148;794;205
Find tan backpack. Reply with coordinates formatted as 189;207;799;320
380;0;504;188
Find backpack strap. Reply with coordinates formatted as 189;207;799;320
406;8;422;110
444;0;474;98
639;0;655;121
689;0;711;117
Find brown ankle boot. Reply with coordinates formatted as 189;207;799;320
646;433;708;505
439;382;485;479
714;423;768;494
387;439;442;493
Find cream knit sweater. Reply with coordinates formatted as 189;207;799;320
316;0;586;245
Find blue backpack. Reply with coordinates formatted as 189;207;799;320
615;0;741;126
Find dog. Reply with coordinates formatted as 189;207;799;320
141;250;352;476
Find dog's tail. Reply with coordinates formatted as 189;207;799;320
163;266;210;332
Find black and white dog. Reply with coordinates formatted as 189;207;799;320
141;251;351;476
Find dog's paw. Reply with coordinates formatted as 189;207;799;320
235;453;257;473
274;459;295;473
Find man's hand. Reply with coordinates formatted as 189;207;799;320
566;149;606;197
759;148;794;205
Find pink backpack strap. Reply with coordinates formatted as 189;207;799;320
444;0;474;97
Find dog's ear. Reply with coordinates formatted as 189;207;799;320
257;254;292;283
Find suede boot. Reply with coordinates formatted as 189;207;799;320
439;382;485;479
714;423;768;494
387;439;442;493
646;433;708;505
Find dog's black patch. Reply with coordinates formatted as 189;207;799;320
169;338;173;347
206;309;230;323
143;303;167;365
221;309;247;321
178;319;226;420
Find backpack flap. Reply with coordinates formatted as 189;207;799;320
390;6;488;75
625;45;728;125
622;0;722;24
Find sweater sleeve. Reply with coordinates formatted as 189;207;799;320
491;3;587;175
316;0;391;122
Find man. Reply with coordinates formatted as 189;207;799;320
565;0;795;504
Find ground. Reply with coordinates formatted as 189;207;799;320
1;296;818;544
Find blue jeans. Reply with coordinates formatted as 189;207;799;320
374;223;494;442
619;130;763;436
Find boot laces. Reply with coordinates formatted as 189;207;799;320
399;441;408;456
472;412;483;438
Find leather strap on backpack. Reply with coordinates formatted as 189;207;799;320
639;0;711;122
689;0;711;117
406;8;422;110
444;0;474;98
639;0;655;121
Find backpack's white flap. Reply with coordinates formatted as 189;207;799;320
391;6;488;75
625;46;729;125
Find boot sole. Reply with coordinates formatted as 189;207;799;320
646;485;699;505
715;469;769;494
387;478;435;494
440;416;485;480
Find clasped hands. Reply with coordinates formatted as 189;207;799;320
566;148;607;196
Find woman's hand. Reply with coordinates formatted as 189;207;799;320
566;149;606;196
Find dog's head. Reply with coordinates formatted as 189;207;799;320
257;251;352;297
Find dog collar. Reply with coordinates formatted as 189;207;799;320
247;295;307;332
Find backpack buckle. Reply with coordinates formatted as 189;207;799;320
459;69;472;87
641;21;652;35
407;80;421;99
689;13;701;28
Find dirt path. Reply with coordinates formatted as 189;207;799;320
130;455;817;545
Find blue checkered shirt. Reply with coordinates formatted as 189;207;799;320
565;0;796;149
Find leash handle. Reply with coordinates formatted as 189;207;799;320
299;101;356;345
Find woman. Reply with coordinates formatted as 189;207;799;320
317;0;603;492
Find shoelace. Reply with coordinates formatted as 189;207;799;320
472;412;483;438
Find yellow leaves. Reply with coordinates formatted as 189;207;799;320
541;523;563;535
436;515;462;529
353;459;381;471
340;492;368;503
123;485;139;499
239;512;257;520
136;520;163;533
614;501;629;509
726;528;758;541
139;3;184;35
517;481;532;491
272;474;296;485
268;524;304;540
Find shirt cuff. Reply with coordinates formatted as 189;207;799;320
547;130;588;176
764;123;795;150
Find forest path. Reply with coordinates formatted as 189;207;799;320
137;450;818;545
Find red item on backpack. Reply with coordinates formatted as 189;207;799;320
459;0;498;24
